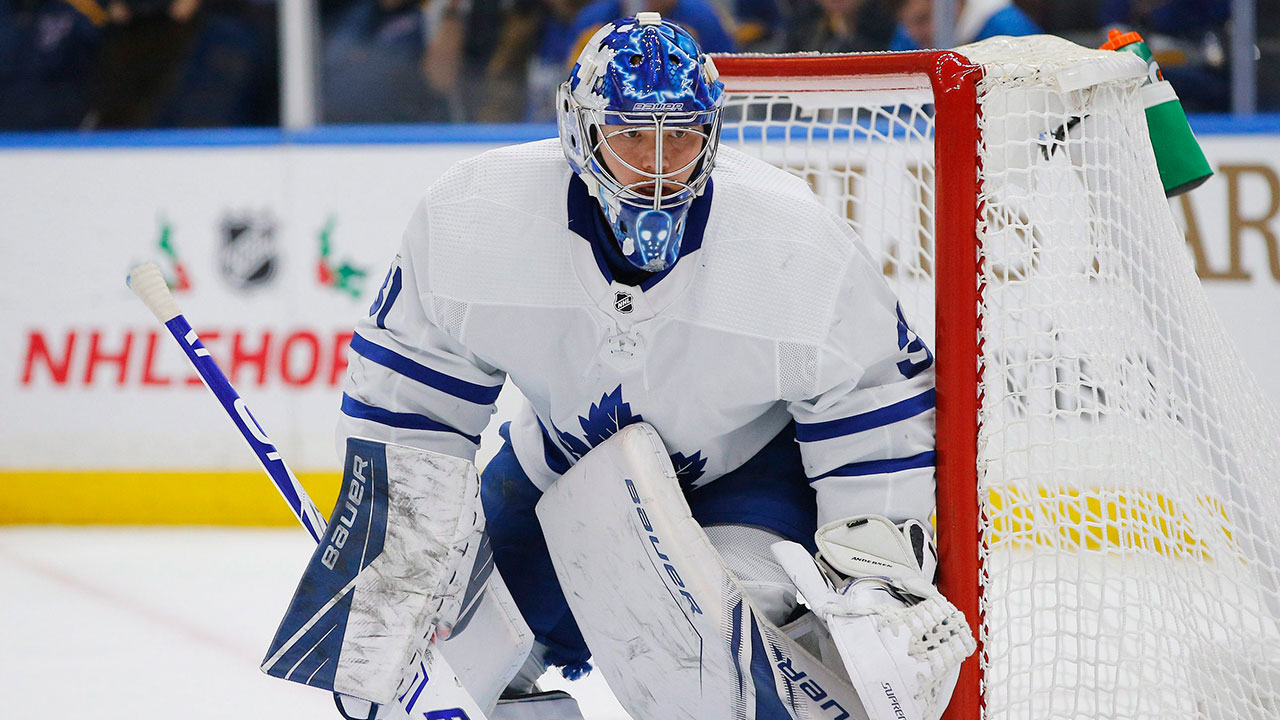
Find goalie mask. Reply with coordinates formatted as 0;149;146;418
558;13;724;272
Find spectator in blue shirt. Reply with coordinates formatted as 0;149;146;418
1098;0;1227;41
569;0;736;65
888;0;1040;51
733;0;782;50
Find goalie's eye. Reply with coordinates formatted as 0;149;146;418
668;129;689;140
619;129;643;140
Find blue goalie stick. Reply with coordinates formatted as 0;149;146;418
126;262;328;542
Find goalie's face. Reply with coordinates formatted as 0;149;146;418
596;124;709;200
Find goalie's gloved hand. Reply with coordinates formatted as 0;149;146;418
772;515;976;720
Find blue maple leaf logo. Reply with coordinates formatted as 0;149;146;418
670;450;708;488
555;427;591;460
554;385;706;485
580;385;640;448
555;385;638;459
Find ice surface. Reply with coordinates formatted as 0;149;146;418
0;527;628;720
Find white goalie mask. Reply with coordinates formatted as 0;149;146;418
557;13;724;272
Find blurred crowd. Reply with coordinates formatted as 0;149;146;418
1;0;1276;129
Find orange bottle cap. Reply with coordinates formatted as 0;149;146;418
1101;28;1144;51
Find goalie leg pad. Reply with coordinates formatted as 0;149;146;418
262;437;485;705
536;423;867;720
438;560;535;714
340;543;534;720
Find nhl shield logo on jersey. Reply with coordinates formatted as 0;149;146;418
218;210;278;290
614;291;634;314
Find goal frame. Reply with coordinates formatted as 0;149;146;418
713;51;987;720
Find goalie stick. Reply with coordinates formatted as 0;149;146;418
126;263;489;720
126;263;327;543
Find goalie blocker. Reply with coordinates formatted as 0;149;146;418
262;438;538;719
535;422;975;720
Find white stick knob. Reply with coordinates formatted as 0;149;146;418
127;263;182;324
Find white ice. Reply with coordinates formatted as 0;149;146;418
0;527;629;720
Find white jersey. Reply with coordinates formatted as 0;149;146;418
339;139;936;527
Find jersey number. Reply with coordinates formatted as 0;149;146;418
895;303;934;379
369;263;403;329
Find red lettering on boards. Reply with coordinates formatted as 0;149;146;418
19;327;355;389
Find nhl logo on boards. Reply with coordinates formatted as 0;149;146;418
614;291;634;314
219;210;278;290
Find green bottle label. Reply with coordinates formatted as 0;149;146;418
1113;39;1164;86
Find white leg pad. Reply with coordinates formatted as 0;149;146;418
536;423;867;720
439;560;535;714
366;549;533;720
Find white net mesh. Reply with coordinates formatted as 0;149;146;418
718;35;1280;720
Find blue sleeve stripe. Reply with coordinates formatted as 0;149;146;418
341;394;481;444
350;333;502;405
795;389;936;442
812;451;937;480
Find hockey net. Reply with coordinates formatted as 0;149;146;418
714;36;1280;720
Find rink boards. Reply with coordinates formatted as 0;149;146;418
0;122;1278;525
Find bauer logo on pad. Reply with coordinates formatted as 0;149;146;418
262;439;390;693
321;453;372;570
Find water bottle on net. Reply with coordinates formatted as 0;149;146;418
1101;28;1214;196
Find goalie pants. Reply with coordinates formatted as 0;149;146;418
481;422;817;679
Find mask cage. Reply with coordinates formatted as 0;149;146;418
577;106;723;212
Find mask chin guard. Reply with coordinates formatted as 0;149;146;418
615;205;686;272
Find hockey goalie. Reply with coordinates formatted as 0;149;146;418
261;13;975;720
